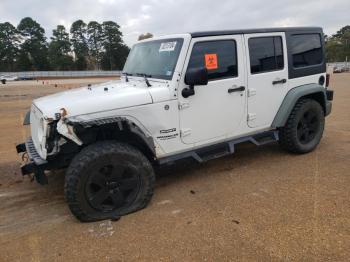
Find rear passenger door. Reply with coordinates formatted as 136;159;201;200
245;33;288;128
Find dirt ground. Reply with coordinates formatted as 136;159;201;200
0;75;349;261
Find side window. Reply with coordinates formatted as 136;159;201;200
291;34;322;68
249;36;284;74
187;40;237;81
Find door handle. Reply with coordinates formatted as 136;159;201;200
228;86;245;93
272;79;287;85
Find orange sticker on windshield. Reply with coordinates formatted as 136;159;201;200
205;54;218;70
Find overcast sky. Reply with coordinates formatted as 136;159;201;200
0;0;349;46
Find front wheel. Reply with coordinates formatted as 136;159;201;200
279;99;325;154
64;141;155;222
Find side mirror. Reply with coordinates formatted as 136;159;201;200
182;67;208;98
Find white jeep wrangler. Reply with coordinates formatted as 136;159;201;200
16;27;334;222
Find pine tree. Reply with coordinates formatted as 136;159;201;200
0;22;20;71
48;25;74;70
87;21;103;70
70;20;89;70
17;17;49;70
100;21;130;70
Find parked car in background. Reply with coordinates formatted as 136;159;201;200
0;75;19;84
333;66;342;73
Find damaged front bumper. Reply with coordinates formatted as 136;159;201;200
16;137;49;185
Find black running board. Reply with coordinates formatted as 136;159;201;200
158;131;279;164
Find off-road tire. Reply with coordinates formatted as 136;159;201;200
279;99;325;154
64;141;155;222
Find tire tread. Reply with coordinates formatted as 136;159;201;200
64;141;155;222
279;98;324;154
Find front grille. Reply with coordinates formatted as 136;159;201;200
30;104;45;159
26;137;47;165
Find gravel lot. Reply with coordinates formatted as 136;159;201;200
0;75;349;261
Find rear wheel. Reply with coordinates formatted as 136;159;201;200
279;99;325;154
64;141;155;222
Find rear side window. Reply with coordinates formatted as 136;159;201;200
291;34;323;68
248;36;284;74
187;40;237;81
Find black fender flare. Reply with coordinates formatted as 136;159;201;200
67;116;156;158
23;110;31;125
271;84;327;128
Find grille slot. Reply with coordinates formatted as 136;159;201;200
26;137;47;165
30;104;45;158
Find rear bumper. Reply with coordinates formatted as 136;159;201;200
16;137;49;184
326;89;334;101
325;89;334;117
325;101;332;116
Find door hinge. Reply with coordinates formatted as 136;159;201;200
248;89;257;97
247;113;257;121
180;128;192;137
178;102;190;110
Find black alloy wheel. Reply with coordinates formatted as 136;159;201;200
64;141;155;222
296;110;320;144
279;99;325;154
85;163;141;212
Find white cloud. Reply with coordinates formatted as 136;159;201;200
141;4;151;12
0;0;349;46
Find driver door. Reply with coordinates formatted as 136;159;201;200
178;35;246;145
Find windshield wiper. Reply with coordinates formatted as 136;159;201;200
122;72;133;82
136;73;152;87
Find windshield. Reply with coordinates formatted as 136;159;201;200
123;38;184;80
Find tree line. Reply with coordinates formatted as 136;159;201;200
0;17;130;72
1;19;349;72
326;26;350;63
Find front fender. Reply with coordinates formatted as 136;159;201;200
66;116;157;158
56;119;83;145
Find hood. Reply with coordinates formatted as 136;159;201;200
33;80;155;118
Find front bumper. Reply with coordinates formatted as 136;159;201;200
16;137;49;184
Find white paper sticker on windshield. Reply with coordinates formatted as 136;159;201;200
159;42;177;52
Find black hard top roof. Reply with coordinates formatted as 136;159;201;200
190;27;323;38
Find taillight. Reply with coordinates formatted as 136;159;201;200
326;73;330;87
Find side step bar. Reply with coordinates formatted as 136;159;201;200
159;131;279;165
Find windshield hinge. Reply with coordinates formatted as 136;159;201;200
144;76;151;87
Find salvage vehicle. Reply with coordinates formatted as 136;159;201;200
16;27;334;222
